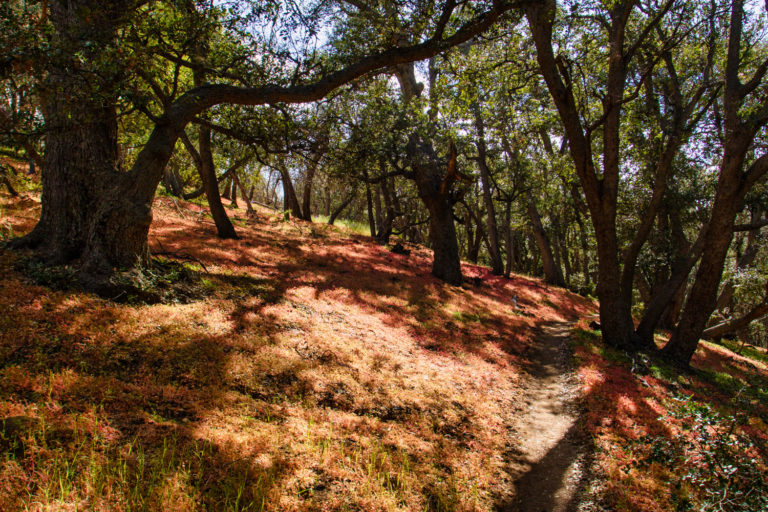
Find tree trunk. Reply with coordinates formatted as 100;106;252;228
473;106;503;274
301;159;317;221
423;195;462;285
376;178;396;245
363;169;376;237
233;172;253;215
661;0;768;366
396;63;463;285
279;164;302;218
15;74;151;280
328;191;355;225
503;200;514;277
526;191;565;286
229;177;239;208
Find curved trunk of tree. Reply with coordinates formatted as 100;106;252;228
526;191;565;287
328;191;355;225
279;165;302;219
198;124;238;239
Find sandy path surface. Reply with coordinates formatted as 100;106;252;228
498;322;589;512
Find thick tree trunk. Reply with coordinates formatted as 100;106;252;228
279;165;302;218
15;72;151;278
396;64;463;284
423;196;462;285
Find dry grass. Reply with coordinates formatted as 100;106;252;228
0;193;593;511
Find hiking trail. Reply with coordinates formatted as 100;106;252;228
499;321;591;512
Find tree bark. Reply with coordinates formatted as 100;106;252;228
526;191;565;286
661;0;768;366
328;190;355;225
363;168;376;236
278;164;302;218
396;64;463;284
300;159;318;221
472;106;503;274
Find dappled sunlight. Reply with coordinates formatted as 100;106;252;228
570;319;768;511
0;194;594;511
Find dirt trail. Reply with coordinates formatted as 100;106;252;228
499;322;589;512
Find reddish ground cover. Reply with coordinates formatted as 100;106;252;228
0;193;592;511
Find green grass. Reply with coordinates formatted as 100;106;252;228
2;418;277;511
717;338;768;366
312;214;371;236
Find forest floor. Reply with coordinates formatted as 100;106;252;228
1;190;767;511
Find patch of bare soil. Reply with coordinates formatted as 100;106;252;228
498;322;592;512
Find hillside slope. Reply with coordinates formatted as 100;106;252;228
0;194;593;511
2;193;767;511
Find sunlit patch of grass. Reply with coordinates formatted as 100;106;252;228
717;338;768;366
0;414;279;511
451;310;484;324
311;214;371;236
